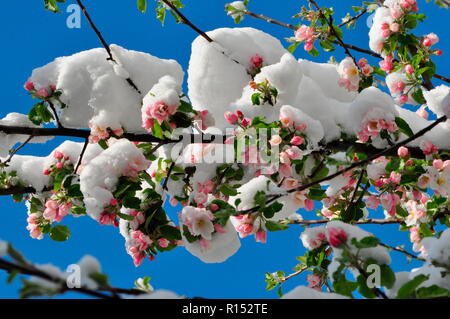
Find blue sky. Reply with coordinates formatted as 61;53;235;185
0;0;448;299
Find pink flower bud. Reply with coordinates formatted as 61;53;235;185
241;118;251;127
24;80;35;91
399;94;408;105
255;229;267;243
397;146;409;158
224;111;238;125
110;199;118;206
390;23;400;33
55;162;63;169
290;136;304;146
434;49;443;56
36;88;49;98
328;228;348;248
210;203;219;212
53;151;64;160
405;64;414;74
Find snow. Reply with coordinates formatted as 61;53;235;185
187;27;287;131
80;139;150;220
77;255;102;290
0;113;53;158
282;286;348;299
396;106;450;150
29;264;64;291
368;7;393;53
229;176;286;211
29;45;184;132
181;220;241;263
4;141;103;192
327;221;391;265
423;84;450;124
130;290;181;299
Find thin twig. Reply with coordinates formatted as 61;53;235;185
161;0;214;42
75;0;142;94
379;243;425;261
280;265;308;283
162;161;176;191
309;0;359;68
289;218;404;226
3;135;34;165
338;9;368;28
47;101;63;128
74;138;89;174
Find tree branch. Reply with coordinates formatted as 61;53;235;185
75;0;142;94
243;9;450;85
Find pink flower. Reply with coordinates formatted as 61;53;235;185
269;135;282;146
423;33;439;47
307;274;321;288
416;106;429;119
380;193;400;216
255;229;267;243
236;223;253;238
279;164;293;178
295;25;315;42
290;136;304;146
24;80;35;91
295;122;307;132
241;118;251;127
405;64;414;74
286;146;303;160
224;111;238;125
304;199;314;211
194;192;208;206
158;238;169;248
146;101;177;124
420;140;438;155
366;195;381;210
390;22;400;33
36;88;49;98
328;228;348;248
250;54;264;68
304;41;314;52
45;200;59;210
399;94;408;105
55;162;63;170
397;146;409;158
53;151;64;160
379;55;394;72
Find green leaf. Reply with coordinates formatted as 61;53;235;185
395;117;414;137
137;0;147;13
123;197;141;210
307;48;320;57
159;225;182;241
263;202;283;219
117;212;135;221
319;39;335;52
357;275;377;299
380;265;396;289
308;188;327;201
287;42;300;53
396;274;429;299
49;225;71;242
265;221;288;232
28;102;53;125
251;93;261;105
417;285;450;298
220;184;238;196
351;236;380;249
412;89;426;105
